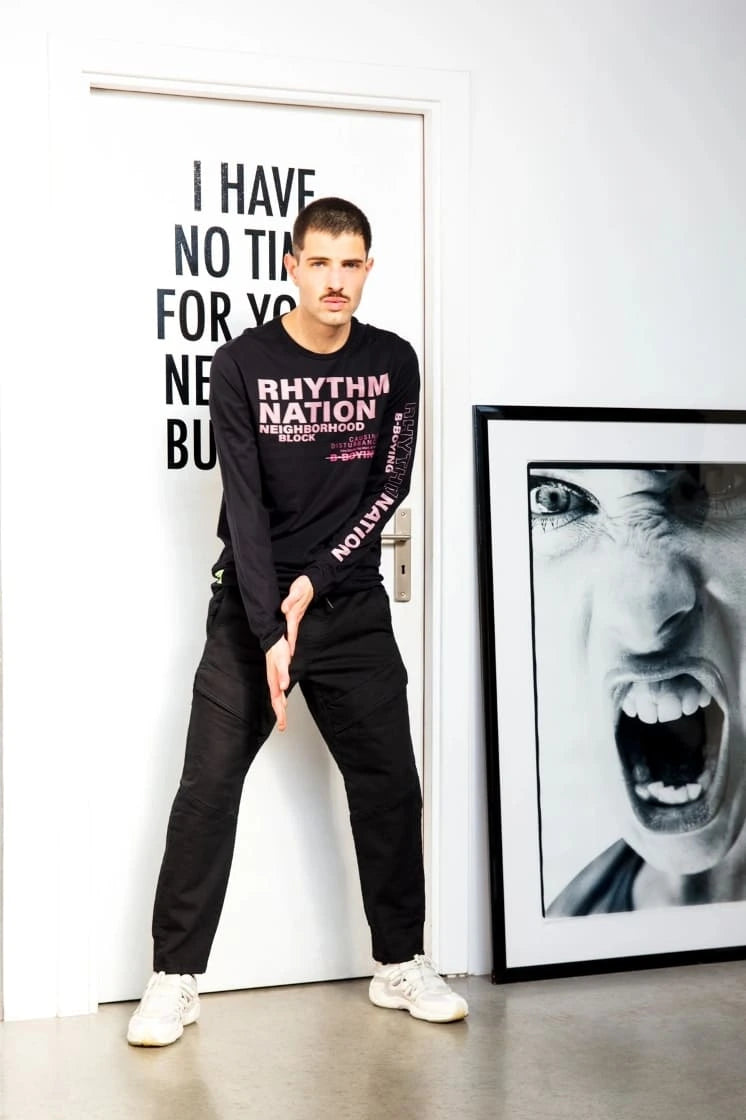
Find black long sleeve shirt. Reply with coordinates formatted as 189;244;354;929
209;316;420;651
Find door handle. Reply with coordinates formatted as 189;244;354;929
381;508;411;602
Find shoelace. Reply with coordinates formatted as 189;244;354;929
141;972;195;1015
390;955;450;998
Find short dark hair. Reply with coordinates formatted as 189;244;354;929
292;197;372;256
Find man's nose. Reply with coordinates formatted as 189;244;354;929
595;548;699;654
326;267;344;290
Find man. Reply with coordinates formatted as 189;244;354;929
127;197;468;1046
528;464;746;914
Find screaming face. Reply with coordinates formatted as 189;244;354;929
531;464;746;886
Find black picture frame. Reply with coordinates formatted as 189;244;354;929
474;404;746;983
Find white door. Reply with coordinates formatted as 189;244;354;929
86;89;425;1001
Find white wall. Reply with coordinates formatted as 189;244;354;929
3;0;746;1017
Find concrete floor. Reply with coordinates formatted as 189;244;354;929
0;963;745;1119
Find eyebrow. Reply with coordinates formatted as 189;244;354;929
305;256;365;264
529;468;591;485
529;467;680;505
530;467;673;489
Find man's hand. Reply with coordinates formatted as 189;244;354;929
266;576;313;731
266;636;291;731
281;575;314;658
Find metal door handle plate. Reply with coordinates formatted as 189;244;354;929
381;508;411;602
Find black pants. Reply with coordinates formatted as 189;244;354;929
152;582;425;973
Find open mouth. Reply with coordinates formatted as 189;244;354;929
615;673;725;832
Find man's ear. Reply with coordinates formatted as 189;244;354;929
284;252;299;285
365;256;375;275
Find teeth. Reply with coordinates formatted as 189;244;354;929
657;692;684;722
622;677;712;725
622;693;638;718
682;687;701;716
634;772;709;806
637;696;659;724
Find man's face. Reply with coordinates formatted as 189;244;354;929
531;465;746;875
284;229;373;331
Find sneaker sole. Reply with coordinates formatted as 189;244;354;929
369;985;468;1023
127;1003;200;1047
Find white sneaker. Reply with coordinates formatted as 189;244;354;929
369;954;468;1023
127;972;200;1047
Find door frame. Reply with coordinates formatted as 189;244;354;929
2;36;471;1019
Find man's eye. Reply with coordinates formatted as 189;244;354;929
528;477;597;531
671;465;746;525
702;465;746;500
530;484;575;516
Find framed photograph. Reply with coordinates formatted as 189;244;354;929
474;405;746;981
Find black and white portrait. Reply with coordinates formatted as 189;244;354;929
530;462;746;917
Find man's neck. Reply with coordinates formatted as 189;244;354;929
631;826;746;908
280;307;351;354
